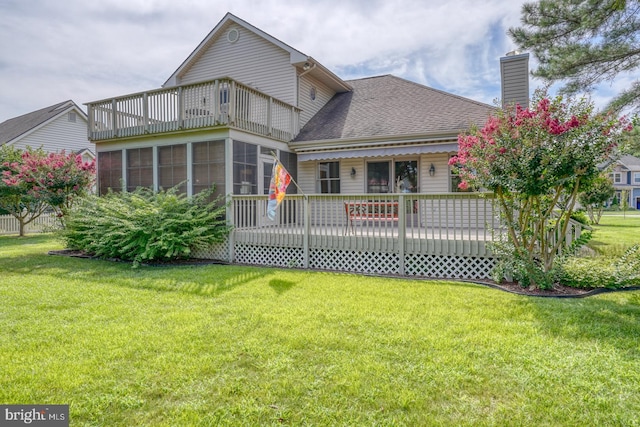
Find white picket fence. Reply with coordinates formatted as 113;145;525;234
0;213;60;235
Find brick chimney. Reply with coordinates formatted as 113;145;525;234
500;51;530;110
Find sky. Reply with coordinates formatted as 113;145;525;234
0;0;633;121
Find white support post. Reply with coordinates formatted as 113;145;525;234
267;97;273;136
303;195;310;269
213;80;220;122
152;146;158;192
290;106;295;139
186;142;193;197
177;86;184;129
225;137;235;263
87;104;93;139
398;194;406;275
111;99;118;138
143;92;149;134
121;149;127;192
230;81;236;124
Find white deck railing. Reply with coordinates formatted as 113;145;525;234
228;193;591;262
86;78;301;142
230;193;502;259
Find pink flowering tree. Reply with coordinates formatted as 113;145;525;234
450;92;632;288
0;147;95;236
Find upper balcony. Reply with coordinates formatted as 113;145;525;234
86;78;301;143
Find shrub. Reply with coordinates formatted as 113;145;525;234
614;244;640;287
555;257;618;288
570;210;590;225
491;230;593;289
555;245;640;289
60;186;230;266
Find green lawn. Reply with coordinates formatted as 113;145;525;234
1;235;640;426
590;210;640;253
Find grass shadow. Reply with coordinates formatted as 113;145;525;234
269;278;297;295
517;293;640;356
0;243;272;298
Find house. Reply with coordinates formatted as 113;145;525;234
85;13;546;278
86;12;530;198
610;155;640;209
0;100;95;162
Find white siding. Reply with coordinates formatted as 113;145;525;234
298;73;336;127
298;154;452;195
12;113;94;154
340;158;364;193
298;159;363;194
298;161;317;194
420;153;450;193
179;23;297;106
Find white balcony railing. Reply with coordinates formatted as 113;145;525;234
86;78;301;142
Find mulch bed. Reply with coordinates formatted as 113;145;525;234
48;249;639;298
472;280;601;298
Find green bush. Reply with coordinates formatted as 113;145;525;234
60;186;230;266
570;210;590;225
555;257;618;288
555;245;640;289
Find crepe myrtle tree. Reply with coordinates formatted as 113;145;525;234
450;91;632;288
0;147;95;236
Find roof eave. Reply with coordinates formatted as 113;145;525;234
290;130;462;152
293;57;352;93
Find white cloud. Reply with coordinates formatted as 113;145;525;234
0;0;633;121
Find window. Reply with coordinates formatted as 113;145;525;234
367;161;390;193
280;151;298;194
158;144;187;193
318;162;340;193
126;148;153;192
97;150;122;195
395;160;418;193
612;172;623;184
634;172;640;184
449;154;469;192
193;140;225;199
68;112;76;123
233;141;257;194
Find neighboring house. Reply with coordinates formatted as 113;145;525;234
0;100;95;163
610;155;640;209
87;12;528;198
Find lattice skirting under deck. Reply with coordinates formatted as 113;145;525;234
234;244;306;268
221;243;496;280
404;253;495;279
310;249;400;275
191;239;231;261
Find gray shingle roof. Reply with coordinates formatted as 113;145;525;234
619;154;640;171
0;100;78;145
294;75;495;142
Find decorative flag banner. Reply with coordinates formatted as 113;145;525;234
267;160;292;220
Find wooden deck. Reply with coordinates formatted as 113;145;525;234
229;193;502;259
201;193;590;279
86;78;300;142
235;223;496;254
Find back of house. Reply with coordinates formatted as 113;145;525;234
87;12;528;200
